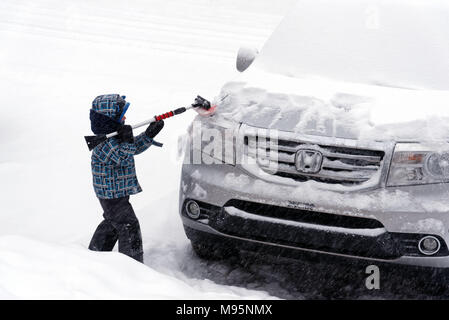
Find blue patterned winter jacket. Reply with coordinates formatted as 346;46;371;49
90;94;161;199
91;134;158;199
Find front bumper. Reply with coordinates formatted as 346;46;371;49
179;162;449;268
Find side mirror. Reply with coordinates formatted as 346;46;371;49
236;47;259;72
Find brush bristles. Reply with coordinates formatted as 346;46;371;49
195;104;217;117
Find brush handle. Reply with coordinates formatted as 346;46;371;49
105;105;194;139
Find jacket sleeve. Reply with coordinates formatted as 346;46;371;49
93;133;158;166
133;132;156;155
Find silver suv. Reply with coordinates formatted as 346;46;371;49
179;0;449;270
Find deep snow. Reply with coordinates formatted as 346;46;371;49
0;235;274;299
0;0;292;299
2;0;449;300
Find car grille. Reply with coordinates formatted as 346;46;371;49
183;199;449;259
225;199;384;229
211;210;401;259
242;126;385;185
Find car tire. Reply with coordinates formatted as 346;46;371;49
191;240;238;261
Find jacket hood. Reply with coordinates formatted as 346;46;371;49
90;94;127;134
90;109;122;135
91;94;126;120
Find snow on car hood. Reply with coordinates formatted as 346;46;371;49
215;68;449;142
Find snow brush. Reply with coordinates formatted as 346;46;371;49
85;95;217;151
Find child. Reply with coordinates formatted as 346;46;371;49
88;94;164;263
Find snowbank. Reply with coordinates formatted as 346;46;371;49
0;236;274;299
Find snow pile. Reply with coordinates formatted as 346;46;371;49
215;69;449;142
0;236;275;299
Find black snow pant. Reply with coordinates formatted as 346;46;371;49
89;196;144;263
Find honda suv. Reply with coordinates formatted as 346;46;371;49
179;0;449;271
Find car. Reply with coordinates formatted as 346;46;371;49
178;0;449;275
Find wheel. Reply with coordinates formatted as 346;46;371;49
191;240;238;261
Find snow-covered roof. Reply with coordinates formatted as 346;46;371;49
256;0;449;91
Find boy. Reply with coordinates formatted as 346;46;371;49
88;94;164;263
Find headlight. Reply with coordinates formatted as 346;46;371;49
387;143;449;186
190;118;237;165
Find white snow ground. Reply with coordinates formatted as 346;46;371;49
0;0;296;299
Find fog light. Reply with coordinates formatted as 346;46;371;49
418;236;441;255
186;200;201;219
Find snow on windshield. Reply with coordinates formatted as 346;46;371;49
256;0;449;91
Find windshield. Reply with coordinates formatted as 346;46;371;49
256;0;449;91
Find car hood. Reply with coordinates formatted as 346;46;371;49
215;69;449;142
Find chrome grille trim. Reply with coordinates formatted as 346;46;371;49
249;140;382;163
240;124;388;188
